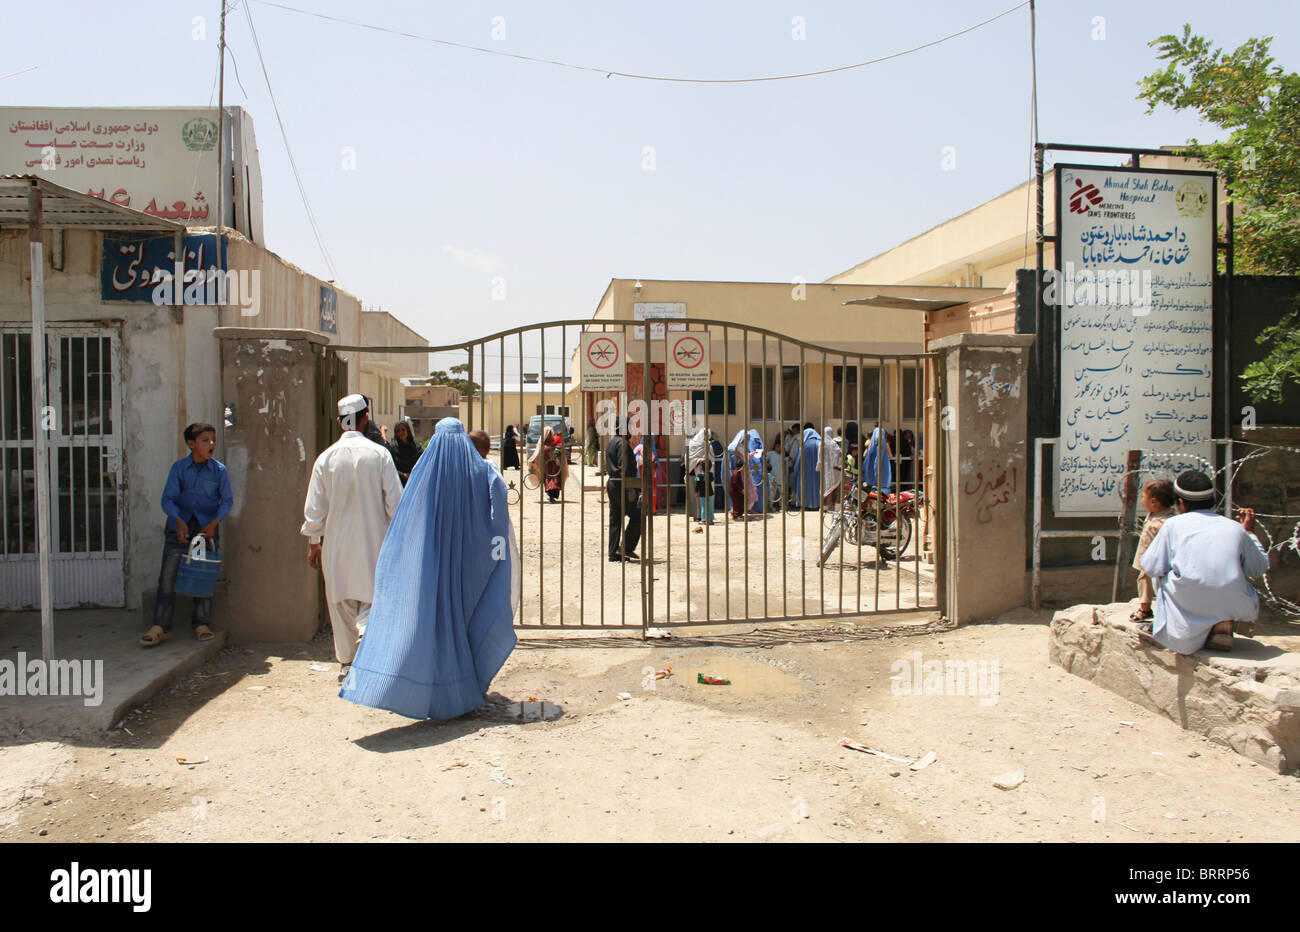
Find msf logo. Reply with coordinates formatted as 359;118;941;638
1069;178;1104;215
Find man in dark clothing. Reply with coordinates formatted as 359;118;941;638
361;395;394;460
604;422;641;562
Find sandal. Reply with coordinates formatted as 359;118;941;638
1129;607;1153;623
1206;631;1233;651
139;625;169;648
194;624;215;642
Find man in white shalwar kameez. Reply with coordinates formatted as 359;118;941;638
302;394;403;680
1139;470;1269;654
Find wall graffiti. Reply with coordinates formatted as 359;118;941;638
963;465;1018;524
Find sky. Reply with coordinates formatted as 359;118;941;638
2;0;1297;378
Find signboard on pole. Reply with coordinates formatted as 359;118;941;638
633;302;686;340
1054;164;1216;515
581;332;625;391
666;331;710;390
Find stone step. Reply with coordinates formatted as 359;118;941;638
1050;602;1299;773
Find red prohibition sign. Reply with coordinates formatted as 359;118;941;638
672;335;705;370
587;337;620;370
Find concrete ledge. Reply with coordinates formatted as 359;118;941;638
1050;603;1300;772
0;611;227;739
213;327;330;345
928;332;1036;351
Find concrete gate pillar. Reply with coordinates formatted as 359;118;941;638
930;333;1035;624
215;328;330;643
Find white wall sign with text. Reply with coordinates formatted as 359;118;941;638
666;331;710;391
1054;164;1215;515
633;302;686;340
581;332;626;391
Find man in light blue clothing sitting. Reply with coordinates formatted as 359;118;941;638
140;422;233;647
1139;470;1269;654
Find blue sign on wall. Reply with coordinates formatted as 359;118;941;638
320;285;338;334
101;232;227;303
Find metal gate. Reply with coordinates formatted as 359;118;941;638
337;319;944;631
1;323;125;609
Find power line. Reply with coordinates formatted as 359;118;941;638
249;0;1031;85
241;0;337;279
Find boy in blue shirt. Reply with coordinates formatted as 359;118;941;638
140;422;233;647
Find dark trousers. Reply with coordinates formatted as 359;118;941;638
607;480;641;558
152;517;214;631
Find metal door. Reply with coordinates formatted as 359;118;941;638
0;324;125;608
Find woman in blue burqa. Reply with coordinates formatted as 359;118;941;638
340;417;518;720
798;424;821;510
727;428;765;513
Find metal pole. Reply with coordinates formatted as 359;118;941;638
217;0;227;238
761;332;768;621
1224;195;1235;490
641;330;651;636
1032;436;1045;609
790;345;800;613
558;328;565;625
28;183;54;662
723;325;730;622
1034;143;1045;441
1112;449;1141;603
779;337;786;618
742;331;749;620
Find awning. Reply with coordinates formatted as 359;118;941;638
0;174;188;233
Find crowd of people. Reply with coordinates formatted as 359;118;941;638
136;398;1272;724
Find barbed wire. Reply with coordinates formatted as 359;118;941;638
1112;441;1300;617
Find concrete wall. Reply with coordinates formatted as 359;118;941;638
0;225;384;617
933;333;1035;623
215;328;326;643
0;228;207;613
360;310;428;430
221;231;363;395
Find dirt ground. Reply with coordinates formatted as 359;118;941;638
2;607;1297;843
507;469;935;627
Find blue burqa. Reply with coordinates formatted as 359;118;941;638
864;427;893;492
798;427;821;508
340;418;517;720
726;429;765;512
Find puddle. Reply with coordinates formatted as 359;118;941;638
676;654;807;699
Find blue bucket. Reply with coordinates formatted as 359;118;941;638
176;536;222;598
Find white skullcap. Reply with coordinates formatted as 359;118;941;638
1173;473;1215;502
337;393;367;417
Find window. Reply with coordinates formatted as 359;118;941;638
780;366;800;421
690;385;736;417
833;366;882;421
901;366;920;419
750;366;774;420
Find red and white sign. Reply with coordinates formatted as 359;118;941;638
666;331;709;390
581;332;625;391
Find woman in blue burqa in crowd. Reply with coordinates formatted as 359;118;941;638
340;417;518;720
727;428;765;513
799;423;821;510
863;425;893;492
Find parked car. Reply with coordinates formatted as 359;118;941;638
524;414;571;455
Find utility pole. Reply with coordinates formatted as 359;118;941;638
216;0;227;236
